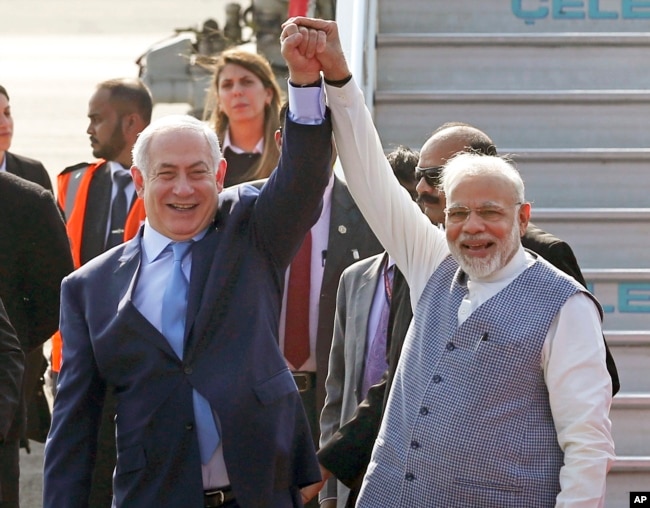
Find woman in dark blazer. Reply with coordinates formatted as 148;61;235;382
0;84;53;191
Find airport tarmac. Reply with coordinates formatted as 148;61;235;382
3;1;232;506
2;0;233;189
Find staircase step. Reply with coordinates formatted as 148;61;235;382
373;90;650;151
531;209;650;269
508;149;650;208
377;33;650;91
605;331;650;391
611;395;650;456
607;456;650;507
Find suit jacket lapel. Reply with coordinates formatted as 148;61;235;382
115;237;143;313
352;255;386;396
185;226;220;340
114;233;180;360
5;152;22;178
322;178;359;291
184;223;231;360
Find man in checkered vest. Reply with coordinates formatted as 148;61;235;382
283;17;616;507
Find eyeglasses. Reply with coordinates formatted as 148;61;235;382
444;203;522;224
414;165;443;187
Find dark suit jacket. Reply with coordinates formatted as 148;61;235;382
4;151;53;191
0;299;24;442
43;116;331;508
319;222;619;505
314;178;382;410
250;175;383;413
0;172;73;441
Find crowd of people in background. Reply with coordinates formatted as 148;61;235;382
0;12;619;508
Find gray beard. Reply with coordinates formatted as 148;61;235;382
449;223;521;280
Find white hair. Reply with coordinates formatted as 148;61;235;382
132;115;222;177
440;152;525;204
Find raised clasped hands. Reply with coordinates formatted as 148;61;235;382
280;17;351;84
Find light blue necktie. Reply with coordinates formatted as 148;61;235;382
162;242;220;464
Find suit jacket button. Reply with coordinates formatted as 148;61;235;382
185;423;194;430
184;366;193;375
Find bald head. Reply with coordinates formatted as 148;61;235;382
420;124;496;167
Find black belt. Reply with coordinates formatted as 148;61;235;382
292;371;316;393
204;486;235;507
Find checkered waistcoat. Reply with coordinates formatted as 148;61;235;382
358;255;597;508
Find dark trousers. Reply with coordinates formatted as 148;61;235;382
299;386;318;446
0;439;19;508
210;500;239;508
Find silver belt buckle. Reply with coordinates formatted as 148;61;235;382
293;372;311;392
205;489;225;506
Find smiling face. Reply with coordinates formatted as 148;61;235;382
0;92;13;156
445;174;530;279
131;128;226;241
216;63;272;125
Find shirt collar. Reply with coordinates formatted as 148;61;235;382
108;160;131;180
222;129;264;155
141;219;209;263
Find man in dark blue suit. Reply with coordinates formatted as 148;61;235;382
44;29;333;508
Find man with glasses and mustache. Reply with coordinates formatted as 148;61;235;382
282;16;615;507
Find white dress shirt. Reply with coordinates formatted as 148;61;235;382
221;129;264;154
